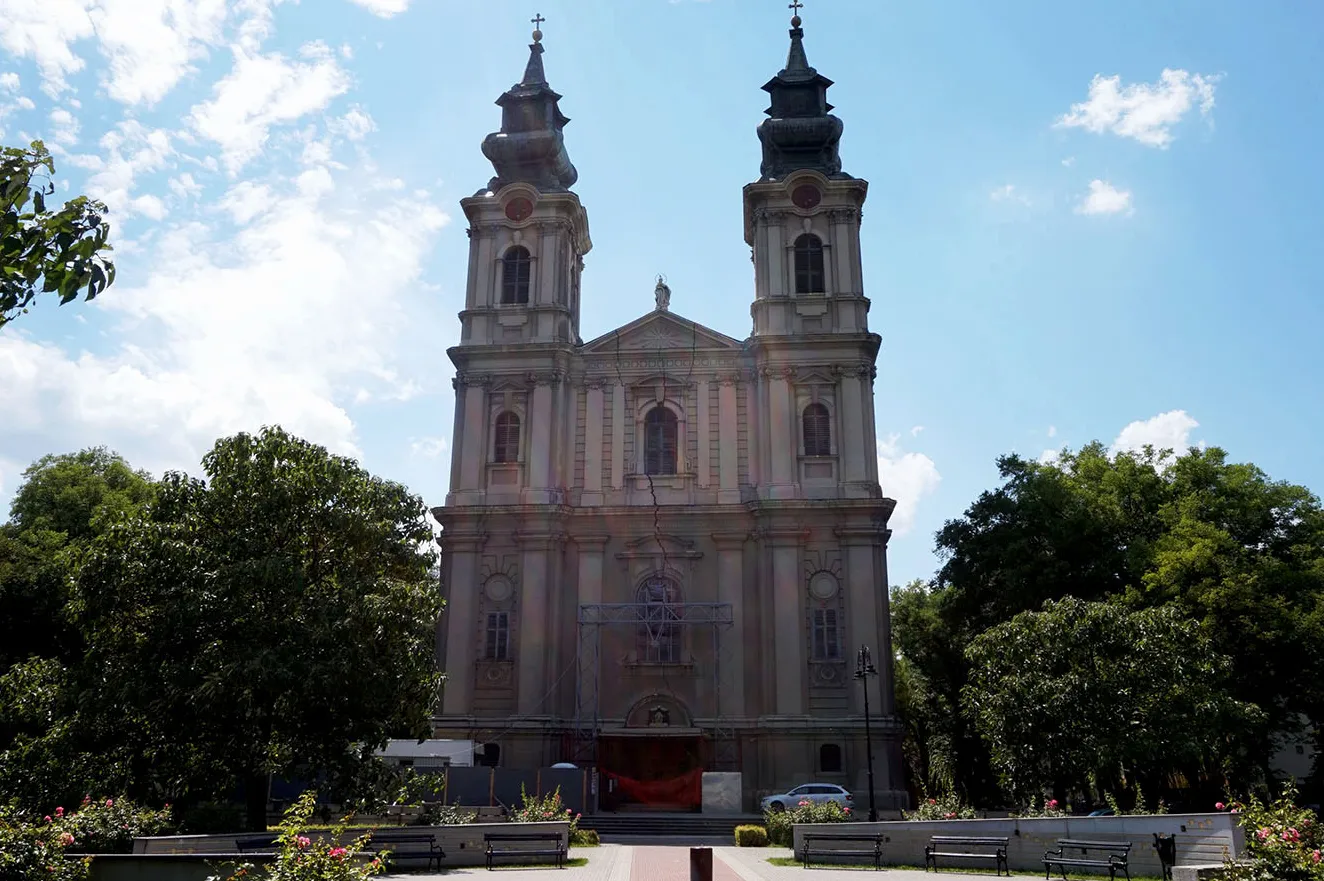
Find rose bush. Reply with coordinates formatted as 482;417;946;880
1016;797;1068;818
904;793;976;821
0;807;89;881
1220;785;1324;881
209;792;384;881
765;798;853;846
510;785;593;845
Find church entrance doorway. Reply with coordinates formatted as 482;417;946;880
598;695;705;812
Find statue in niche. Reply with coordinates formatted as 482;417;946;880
654;275;671;312
648;705;671;727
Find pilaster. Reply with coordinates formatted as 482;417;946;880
761;524;808;715
836;523;886;714
718;376;740;503
583;382;605;504
441;531;486;716
697;380;711;488
516;531;563;716
712;531;748;715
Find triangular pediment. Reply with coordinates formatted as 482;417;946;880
581;310;744;355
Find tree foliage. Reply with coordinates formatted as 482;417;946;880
0;430;444;830
893;442;1324;805
965;597;1259;804
1;141;115;328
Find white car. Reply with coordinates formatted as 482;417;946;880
761;783;854;813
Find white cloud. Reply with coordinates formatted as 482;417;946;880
218;179;273;223
72;120;174;220
1076;179;1132;216
910;425;924;437
49;107;79;145
990;183;1030;206
0;161;450;488
168;172;203;199
329;106;374;141
410;436;448;459
877;433;941;536
0;0;95;96
1047;425;1057;438
188;41;352;173
0;72;19;92
1057;69;1219;148
1061;156;1075;167
346;0;411;16
1111;410;1201;456
89;0;230;106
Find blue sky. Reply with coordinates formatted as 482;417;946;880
1;0;1321;586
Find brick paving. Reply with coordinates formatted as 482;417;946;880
392;843;977;880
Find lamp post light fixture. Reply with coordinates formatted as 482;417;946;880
854;644;879;822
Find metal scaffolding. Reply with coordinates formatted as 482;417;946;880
571;602;736;772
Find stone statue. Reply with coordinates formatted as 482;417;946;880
654;275;671;312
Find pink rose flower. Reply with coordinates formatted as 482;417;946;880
44;816;52;823
1048;799;1058;808
1312;850;1321;863
55;807;64;818
60;833;75;846
105;799;113;808
1215;802;1225;811
296;836;311;849
329;847;347;859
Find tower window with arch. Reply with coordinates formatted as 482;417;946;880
501;246;532;305
637;577;682;664
802;402;831;456
811;607;842;660
643;406;679;476
793;233;825;294
493;411;521;463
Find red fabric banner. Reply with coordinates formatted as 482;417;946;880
607;769;702;806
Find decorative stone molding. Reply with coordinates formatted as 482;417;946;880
717;373;740;387
827;207;860;223
524;370;565;388
453;372;492;389
710;531;749;550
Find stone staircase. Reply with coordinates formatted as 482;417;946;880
579;812;764;840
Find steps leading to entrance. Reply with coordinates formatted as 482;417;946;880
579;812;763;839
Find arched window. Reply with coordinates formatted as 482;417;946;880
637;577;681;663
802;403;831;456
811;608;841;660
484;612;509;660
643;407;678;476
793;234;826;294
501;246;532;305
493;412;521;463
820;744;843;773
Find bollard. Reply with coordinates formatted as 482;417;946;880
690;846;713;881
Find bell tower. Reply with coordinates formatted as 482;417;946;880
455;17;591;349
447;18;588;507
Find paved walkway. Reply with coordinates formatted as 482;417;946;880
393;844;989;880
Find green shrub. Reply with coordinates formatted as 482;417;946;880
1220;784;1324;881
763;798;853;846
60;796;174;853
734;825;768;847
570;827;599;846
425;803;476;825
0;807;89;881
510;784;581;843
904;792;976;821
1014;797;1067;819
208;792;385;881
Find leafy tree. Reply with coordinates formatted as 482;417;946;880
0;448;155;671
1;141;115;329
964;597;1258;805
894;442;1324;805
72;427;443;830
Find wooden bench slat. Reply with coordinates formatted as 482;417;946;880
926;833;1009;876
1043;838;1133;881
484;831;567;870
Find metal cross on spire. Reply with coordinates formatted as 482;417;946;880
788;0;803;15
531;12;545;28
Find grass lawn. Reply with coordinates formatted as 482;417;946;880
765;856;1162;879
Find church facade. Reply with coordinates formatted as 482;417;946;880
433;12;907;813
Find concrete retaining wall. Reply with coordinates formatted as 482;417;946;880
792;813;1243;874
133;821;570;868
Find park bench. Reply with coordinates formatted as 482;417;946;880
235;835;279;853
484;831;567;869
925;835;1009;876
799;831;884;870
364;830;445;871
1042;838;1132;881
1153;833;1176;881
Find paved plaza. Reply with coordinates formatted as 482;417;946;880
397;844;972;880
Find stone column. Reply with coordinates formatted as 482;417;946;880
441;534;485;716
573;535;609;723
768;368;797;498
838;366;866;483
584;382;604;505
696;380;711;488
718;376;739;503
517;534;555;715
611;382;625;489
765;527;805;715
837;525;885;714
456;377;487;499
527;377;553;493
712;532;747;716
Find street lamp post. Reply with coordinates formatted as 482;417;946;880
854;644;879;822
